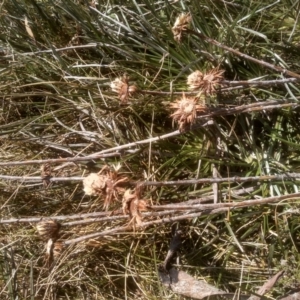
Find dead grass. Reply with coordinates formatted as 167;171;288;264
1;0;300;299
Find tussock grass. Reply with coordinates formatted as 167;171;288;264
1;0;300;299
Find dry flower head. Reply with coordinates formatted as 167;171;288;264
37;219;61;240
83;166;128;210
172;13;191;42
122;188;149;227
45;239;65;265
170;93;206;131
46;238;54;257
53;241;65;260
41;163;52;187
187;68;224;94
110;74;137;104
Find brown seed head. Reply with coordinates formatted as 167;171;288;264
122;189;136;215
187;70;204;90
53;241;65;260
110;75;137;104
170;93;207;131
110;77;125;93
83;173;108;196
170;93;197;130
83;167;128;210
172;13;191;42
187;68;224;94
37;219;61;240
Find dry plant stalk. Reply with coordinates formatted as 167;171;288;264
172;13;191;42
187;68;225;94
110;74;137;104
83;165;128;210
170;93;207;131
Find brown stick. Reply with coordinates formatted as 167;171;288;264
186;29;300;79
0;153;120;166
64;192;300;245
1;173;300;184
0;100;297;168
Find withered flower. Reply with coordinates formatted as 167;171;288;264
172;13;191;42
53;241;65;260
41;163;52;188
122;189;136;215
122;189;149;226
45;239;65;265
170;93;206;131
187;70;203;90
83;165;128;210
110;74;137;104
37;219;61;240
83;173;107;196
187;68;224;94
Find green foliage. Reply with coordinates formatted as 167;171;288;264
1;0;300;299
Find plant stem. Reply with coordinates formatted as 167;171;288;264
186;29;300;79
63;192;300;245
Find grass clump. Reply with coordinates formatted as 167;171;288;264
1;0;300;299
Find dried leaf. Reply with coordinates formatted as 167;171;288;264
248;270;284;300
122;188;149;226
159;268;227;299
129;197;142;225
24;16;35;40
138;199;148;211
122;189;136;215
159;268;251;299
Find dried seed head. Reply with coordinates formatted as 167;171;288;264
83;168;128;210
53;241;65;260
128;84;137;94
122;188;149;226
122;189;136;215
188;68;224;94
83;173;108;196
187;70;204;90
110;77;125;93
170;93;207;131
41;163;52;187
40;163;52;177
172;13;191;42
37;219;61;240
138;199;149;211
170;94;197;131
110;75;137;104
